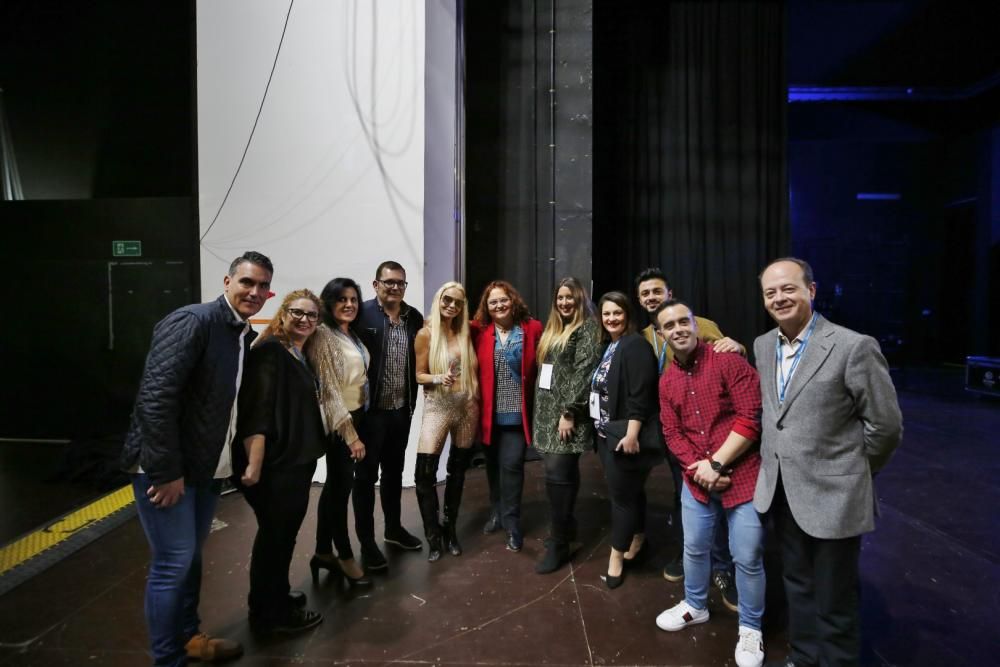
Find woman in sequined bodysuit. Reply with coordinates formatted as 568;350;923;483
413;282;480;561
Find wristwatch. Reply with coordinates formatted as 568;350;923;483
710;459;725;474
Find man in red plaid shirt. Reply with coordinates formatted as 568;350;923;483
653;300;766;667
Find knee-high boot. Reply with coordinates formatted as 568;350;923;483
415;453;443;562
536;477;574;574
443;447;473;556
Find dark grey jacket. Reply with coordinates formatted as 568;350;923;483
120;295;256;484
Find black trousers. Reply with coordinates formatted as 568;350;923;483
316;418;361;559
773;479;861;667
243;460;316;619
352;406;411;546
485;425;527;533
596;436;654;552
541;451;581;542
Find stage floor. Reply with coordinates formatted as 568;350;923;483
0;382;996;666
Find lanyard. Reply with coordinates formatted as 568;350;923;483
655;334;668;373
776;313;818;404
591;340;620;389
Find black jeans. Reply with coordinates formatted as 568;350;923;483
485;425;527;533
596;436;655;552
242;460;316;619
774;479;861;667
541;451;581;542
316;413;363;559
352;406;411;546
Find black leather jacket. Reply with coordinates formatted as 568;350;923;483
120;295;256;484
356;298;423;413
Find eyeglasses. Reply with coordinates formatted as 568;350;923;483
287;308;319;322
378;279;408;290
487;297;511;308
441;295;465;308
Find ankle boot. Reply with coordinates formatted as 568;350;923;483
415;454;443;562
443;447;473;556
535;538;570;574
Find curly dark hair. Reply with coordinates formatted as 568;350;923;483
473;280;532;326
319;277;364;330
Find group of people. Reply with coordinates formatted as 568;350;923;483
123;252;902;667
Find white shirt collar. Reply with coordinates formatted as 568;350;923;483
778;314;814;346
222;295;248;324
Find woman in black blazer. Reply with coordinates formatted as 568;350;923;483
235;289;327;634
591;291;663;589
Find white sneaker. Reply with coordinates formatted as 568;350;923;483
655;600;709;631
734;625;764;667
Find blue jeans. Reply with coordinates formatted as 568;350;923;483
680;484;765;630
132;474;220;667
668;453;732;572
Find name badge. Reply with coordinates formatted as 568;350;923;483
589;391;601;419
539;363;554;390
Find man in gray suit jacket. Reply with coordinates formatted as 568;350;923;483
753;258;902;667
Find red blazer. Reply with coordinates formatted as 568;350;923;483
472;318;543;446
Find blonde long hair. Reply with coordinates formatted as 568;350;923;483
256;289;322;354
537;277;594;363
427;281;478;396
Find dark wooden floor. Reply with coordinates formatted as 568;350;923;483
0;381;997;666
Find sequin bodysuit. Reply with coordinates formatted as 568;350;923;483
417;353;480;454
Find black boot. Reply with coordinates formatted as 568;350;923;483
535;538;570;574
415;454;443;562
443;447;473;556
537;472;576;574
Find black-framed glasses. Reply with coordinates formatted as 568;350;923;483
378;279;408;289
287;307;319;322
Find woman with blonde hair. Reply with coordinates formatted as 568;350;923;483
413;281;480;561
235;289;327;634
532;277;602;574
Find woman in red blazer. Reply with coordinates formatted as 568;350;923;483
471;280;543;552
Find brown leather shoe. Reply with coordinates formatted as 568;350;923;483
185;633;243;662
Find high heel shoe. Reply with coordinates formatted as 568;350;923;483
334;558;372;588
623;540;649;569
602;550;626;589
601;570;625;589
310;555;335;586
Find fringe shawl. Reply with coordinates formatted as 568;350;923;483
307;324;359;444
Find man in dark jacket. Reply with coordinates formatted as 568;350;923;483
353;260;425;571
121;251;272;666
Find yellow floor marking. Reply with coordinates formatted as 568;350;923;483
0;485;134;575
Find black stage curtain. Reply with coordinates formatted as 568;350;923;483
594;0;788;353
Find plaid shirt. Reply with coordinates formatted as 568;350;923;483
659;341;762;507
376;318;408;410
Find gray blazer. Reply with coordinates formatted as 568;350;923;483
753;314;902;539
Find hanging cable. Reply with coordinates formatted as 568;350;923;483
200;0;295;243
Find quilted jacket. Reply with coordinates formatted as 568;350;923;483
120;295;256;485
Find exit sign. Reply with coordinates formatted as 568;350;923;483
112;240;142;257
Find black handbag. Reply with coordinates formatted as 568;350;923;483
604;414;666;455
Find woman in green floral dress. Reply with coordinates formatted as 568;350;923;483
532;277;602;574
